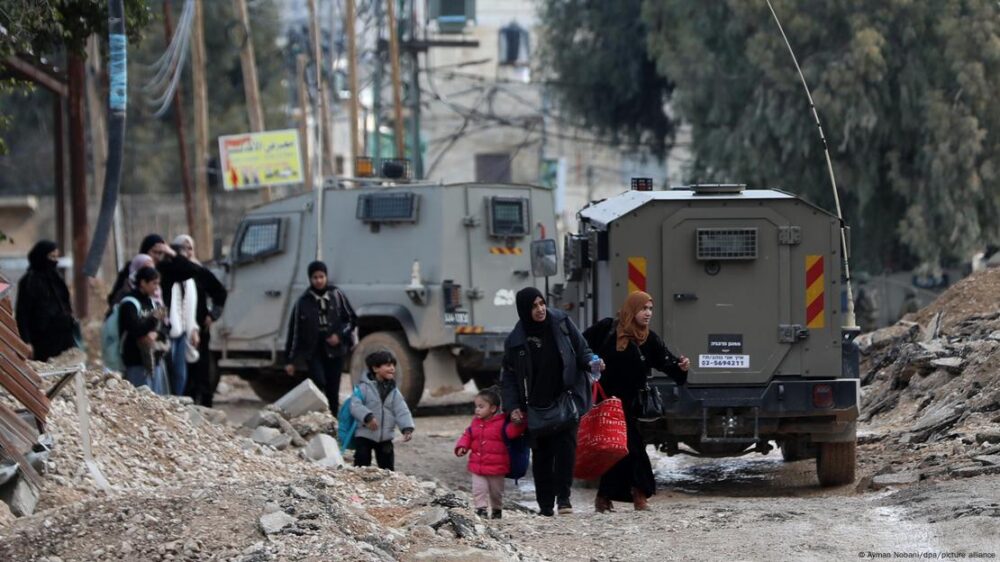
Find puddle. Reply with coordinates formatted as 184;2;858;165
651;444;825;497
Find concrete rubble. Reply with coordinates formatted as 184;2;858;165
0;366;539;561
273;379;329;418
857;268;1000;488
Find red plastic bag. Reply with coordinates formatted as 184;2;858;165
573;381;628;480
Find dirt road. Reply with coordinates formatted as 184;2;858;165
206;376;1000;560
393;413;1000;561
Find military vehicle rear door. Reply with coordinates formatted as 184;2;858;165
219;211;304;356
661;208;794;385
464;186;536;328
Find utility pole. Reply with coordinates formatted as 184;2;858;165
373;0;383;162
191;0;214;257
346;0;361;164
67;54;89;318
233;0;266;133
386;0;405;158
408;0;422;178
164;2;196;236
307;0;331;178
296;54;313;197
307;0;325;260
53;96;66;251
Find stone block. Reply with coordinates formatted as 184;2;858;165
871;471;921;490
304;434;344;467
259;511;295;535
268;433;293;451
0;475;40;517
251;426;282;445
930;357;964;373
274;379;329;418
408;506;449;529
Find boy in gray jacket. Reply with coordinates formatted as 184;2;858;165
349;350;415;470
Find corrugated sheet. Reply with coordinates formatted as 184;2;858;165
0;273;47;487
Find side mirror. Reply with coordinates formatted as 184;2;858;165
530;239;558;278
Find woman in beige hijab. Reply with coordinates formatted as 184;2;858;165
583;291;690;512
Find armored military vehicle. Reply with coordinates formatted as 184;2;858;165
563;183;860;486
211;177;560;408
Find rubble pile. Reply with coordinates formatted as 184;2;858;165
857;268;1000;486
0;369;535;561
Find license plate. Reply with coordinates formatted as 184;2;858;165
444;312;469;325
698;354;750;369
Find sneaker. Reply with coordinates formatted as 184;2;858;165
475;507;488;518
491;509;502;520
538;508;554;517
557;501;573;515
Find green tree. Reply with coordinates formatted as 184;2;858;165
0;0;151;55
0;0;152;154
540;0;1000;271
537;0;676;155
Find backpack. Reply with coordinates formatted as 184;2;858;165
101;296;140;373
337;385;364;453
503;417;531;481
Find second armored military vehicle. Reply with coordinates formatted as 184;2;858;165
562;182;860;486
211;177;560;407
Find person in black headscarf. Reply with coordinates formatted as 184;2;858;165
16;240;77;361
105;234;215;316
500;287;596;516
284;261;357;412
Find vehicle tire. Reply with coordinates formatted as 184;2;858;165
350;331;424;409
780;439;813;462
816;441;857;486
248;375;300;403
460;368;498;390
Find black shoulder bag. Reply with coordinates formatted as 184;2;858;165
521;340;580;437
632;340;665;422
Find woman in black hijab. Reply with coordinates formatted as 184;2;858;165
16;240;77;361
500;287;596;516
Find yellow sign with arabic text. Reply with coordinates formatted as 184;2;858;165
218;129;304;191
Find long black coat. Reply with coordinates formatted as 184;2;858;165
583;317;687;501
583;317;687;416
500;308;594;415
16;248;76;362
284;286;357;362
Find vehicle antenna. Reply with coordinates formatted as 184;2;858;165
765;0;858;330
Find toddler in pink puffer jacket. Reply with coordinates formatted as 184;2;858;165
454;387;526;519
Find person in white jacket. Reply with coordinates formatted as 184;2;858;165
168;235;200;395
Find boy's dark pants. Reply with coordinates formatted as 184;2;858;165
307;352;343;412
353;437;395;470
531;426;577;511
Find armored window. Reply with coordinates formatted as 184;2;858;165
488;196;529;237
356;192;419;223
235;218;284;263
696;228;758;260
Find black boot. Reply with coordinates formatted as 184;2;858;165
491;509;502;520
475;507;488;518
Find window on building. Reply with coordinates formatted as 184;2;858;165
475;153;512;183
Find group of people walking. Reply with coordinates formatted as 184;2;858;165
456;286;689;517
105;233;228;403
18;235;688;517
15;234;227;407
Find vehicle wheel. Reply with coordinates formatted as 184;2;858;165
816;441;857;486
248;375;300;403
780;439;813;462
459;367;499;390
350;331;424;409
